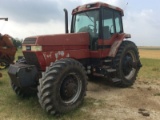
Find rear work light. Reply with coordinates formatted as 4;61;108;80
22;45;42;51
86;3;96;8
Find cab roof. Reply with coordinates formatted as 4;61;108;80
72;2;124;16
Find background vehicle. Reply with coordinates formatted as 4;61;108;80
0;34;17;69
0;18;17;69
8;2;142;115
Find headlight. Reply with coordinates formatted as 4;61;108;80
22;45;42;51
31;46;42;51
22;46;27;51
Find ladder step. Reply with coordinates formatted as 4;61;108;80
102;66;110;69
107;69;116;72
93;73;104;77
104;60;112;63
112;78;121;82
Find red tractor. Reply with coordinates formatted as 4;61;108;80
8;2;142;115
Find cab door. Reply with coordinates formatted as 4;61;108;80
99;8;123;58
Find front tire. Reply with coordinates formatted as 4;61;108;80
11;83;36;97
0;59;9;70
38;58;88;114
11;58;37;97
113;41;141;87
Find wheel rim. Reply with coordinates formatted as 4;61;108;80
122;50;136;80
60;72;82;104
0;61;7;69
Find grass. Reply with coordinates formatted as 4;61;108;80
0;47;160;119
138;47;160;81
138;58;160;81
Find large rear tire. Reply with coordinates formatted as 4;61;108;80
38;58;88;115
113;41;141;87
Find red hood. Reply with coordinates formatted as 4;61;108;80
34;32;90;46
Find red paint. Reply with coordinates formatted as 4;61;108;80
108;33;129;57
23;33;91;70
98;34;118;46
96;33;128;58
37;33;89;46
23;32;127;70
34;49;90;70
90;50;102;58
72;2;124;15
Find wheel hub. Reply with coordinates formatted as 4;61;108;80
60;75;78;102
64;82;77;98
123;54;133;75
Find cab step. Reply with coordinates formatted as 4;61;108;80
112;78;121;82
102;66;110;69
104;60;112;63
107;69;116;73
93;73;104;77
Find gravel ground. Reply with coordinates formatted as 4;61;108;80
85;78;160;120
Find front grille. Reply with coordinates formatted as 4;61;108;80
23;52;40;69
23;38;36;44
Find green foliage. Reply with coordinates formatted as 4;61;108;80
15;49;23;61
12;38;23;48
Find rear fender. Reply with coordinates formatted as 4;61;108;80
108;33;131;57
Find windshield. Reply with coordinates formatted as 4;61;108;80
72;10;99;37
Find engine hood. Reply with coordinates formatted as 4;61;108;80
24;32;90;46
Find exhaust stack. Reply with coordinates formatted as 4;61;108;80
63;9;69;33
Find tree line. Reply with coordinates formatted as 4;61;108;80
12;38;23;48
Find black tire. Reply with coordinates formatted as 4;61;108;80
113;41;141;87
11;58;37;97
38;58;88;115
0;59;9;70
11;83;37;97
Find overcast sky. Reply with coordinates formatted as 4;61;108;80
0;0;160;46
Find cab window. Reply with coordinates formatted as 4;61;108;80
102;9;115;39
114;12;123;33
102;8;123;39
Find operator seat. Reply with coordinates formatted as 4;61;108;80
103;26;111;39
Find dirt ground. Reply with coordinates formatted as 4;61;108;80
84;78;160;120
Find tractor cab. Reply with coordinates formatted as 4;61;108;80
71;2;124;50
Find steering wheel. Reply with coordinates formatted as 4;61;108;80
88;24;94;28
88;25;94;32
